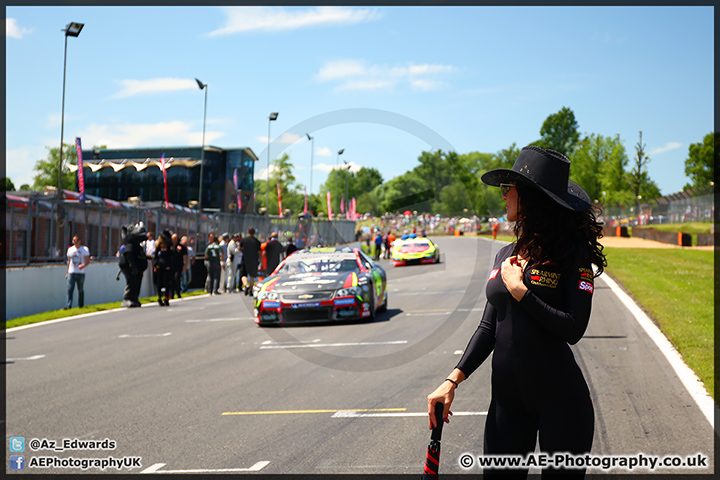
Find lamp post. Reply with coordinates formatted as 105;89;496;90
57;21;83;251
335;148;344;217
306;133;314;197
195;78;208;211
267;112;279;213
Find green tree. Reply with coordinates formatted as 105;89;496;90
489;143;521;170
535;106;581;156
2;177;15;191
33;143;77;191
683;132;717;190
597;138;634;207
627;131;660;211
19;184;32;191
571;134;616;203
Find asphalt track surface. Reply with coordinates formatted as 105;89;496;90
6;236;715;475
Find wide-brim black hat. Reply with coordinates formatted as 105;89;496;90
481;145;591;211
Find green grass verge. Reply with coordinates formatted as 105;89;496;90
6;289;208;329
604;247;714;399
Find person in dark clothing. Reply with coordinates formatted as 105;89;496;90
119;222;148;308
285;235;298;256
264;231;285;276
171;232;187;298
205;232;223;295
240;226;262;295
153;230;174;306
426;146;607;479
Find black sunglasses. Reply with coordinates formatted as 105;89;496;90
500;183;516;196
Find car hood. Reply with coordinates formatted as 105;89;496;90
258;271;357;293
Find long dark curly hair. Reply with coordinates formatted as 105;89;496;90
513;185;607;277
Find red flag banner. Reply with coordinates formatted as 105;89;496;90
161;153;168;208
75;137;85;204
277;182;283;218
326;191;333;218
234;168;242;213
303;188;308;215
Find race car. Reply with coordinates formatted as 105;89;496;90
391;237;441;267
252;246;388;326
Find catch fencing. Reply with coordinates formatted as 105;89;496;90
4;194;356;266
601;187;714;227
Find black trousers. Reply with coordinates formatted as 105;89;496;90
121;270;143;306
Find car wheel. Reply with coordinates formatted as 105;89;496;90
368;291;377;321
378;291;388;313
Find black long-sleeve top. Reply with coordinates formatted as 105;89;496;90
456;243;596;399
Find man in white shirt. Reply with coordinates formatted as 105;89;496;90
226;233;242;292
66;235;91;309
219;233;229;292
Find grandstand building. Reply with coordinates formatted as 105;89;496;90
72;145;258;213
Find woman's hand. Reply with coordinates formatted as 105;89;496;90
427;374;463;429
501;255;528;302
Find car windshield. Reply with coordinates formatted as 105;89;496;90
278;257;359;274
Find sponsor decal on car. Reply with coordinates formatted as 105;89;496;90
262;301;281;308
290;302;323;309
334;297;356;306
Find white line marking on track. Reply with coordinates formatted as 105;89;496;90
118;332;172;338
600;274;717;430
331;411;486;418
6;354;46;362
453;350;464;355
141;461;270;474
261;339;321;345
259;340;407;349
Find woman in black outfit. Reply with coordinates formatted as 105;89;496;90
427;146;607;479
153;230;174;306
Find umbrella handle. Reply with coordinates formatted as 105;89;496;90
431;401;444;441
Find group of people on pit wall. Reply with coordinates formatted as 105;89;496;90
201;227;298;297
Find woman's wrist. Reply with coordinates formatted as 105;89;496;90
444;378;459;388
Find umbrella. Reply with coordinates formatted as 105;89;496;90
404;210;412;215
421;401;445;479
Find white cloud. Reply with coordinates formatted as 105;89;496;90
5;146;46;186
649;142;682;156
316;59;454;92
207;6;381;36
80;121;223;148
6;18;32;39
312;161;359;173
315;147;333;157
112;78;198;98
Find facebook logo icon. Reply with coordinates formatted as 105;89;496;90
10;455;25;470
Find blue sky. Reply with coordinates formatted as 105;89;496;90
5;6;714;198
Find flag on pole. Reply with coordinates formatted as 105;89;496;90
233;168;242;213
161;153;169;208
277;182;283;218
75;137;85;204
303;188;308;215
351;197;356;219
340;196;345;214
326;191;333;218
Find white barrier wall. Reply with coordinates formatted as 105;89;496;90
6;262;156;320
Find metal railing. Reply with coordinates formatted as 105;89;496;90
4;195;356;266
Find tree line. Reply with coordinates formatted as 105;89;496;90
6;107;715;219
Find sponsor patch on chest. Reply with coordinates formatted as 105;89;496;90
529;269;560;288
489;268;499;280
